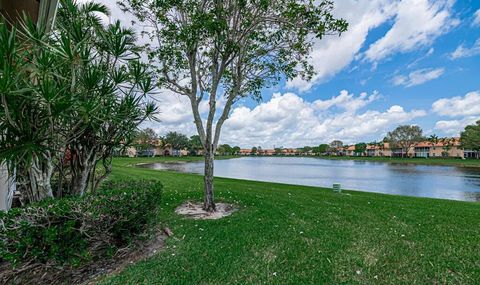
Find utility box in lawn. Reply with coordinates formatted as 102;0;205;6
333;183;341;193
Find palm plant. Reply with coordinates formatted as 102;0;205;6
0;0;158;204
428;134;439;145
54;0;158;195
0;18;67;202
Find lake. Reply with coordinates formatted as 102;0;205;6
139;157;480;202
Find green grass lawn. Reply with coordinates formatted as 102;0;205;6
99;157;480;285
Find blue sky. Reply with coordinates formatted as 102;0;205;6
289;0;480;135
91;0;480;148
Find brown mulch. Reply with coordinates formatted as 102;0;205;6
0;228;170;285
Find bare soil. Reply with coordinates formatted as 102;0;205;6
175;201;238;220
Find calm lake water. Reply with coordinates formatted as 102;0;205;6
139;157;480;202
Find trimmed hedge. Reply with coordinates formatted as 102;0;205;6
0;180;162;268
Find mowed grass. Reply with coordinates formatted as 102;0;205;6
100;157;480;285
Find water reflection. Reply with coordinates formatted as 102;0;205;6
138;157;480;202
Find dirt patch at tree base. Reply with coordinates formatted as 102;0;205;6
175;201;238;220
0;228;169;285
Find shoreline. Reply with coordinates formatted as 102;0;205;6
118;156;480;203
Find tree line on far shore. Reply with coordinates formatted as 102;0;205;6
136;122;480;158
133;128;240;156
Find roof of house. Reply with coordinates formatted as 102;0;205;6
415;138;461;148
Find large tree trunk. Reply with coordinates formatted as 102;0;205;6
203;148;216;212
70;146;96;196
71;164;90;196
0;164;15;211
24;154;54;202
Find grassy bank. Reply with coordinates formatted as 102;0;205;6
100;157;480;284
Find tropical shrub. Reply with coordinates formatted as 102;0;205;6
0;0;158;206
0;180;162;268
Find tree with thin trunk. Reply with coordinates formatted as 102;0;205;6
120;0;348;212
385;125;424;158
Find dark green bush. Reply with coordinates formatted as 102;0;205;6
0;180;162;268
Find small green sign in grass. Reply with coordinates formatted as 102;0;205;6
333;183;341;193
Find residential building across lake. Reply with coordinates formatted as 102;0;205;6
239;138;479;159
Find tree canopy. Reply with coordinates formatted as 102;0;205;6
0;0;157;202
163;132;189;150
354;143;367;154
119;0;348;211
461;120;480;151
384;125;424;157
318;144;330;153
134;128;159;151
330;140;343;149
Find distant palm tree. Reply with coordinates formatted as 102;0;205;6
441;137;453;157
428;134;439;145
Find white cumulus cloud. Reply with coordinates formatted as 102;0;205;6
364;0;458;63
314;90;380;113
434;117;479;136
473;9;480;26
286;0;396;91
222;91;426;147
450;39;480;59
288;0;457;91
432;91;480;117
392;67;445;87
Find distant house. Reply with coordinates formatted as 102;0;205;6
464;149;479;159
391;147;409;157
378;143;392;157
264;149;275;156
345;145;355;156
366;145;380;157
414;142;430;158
281;148;298;156
339;138;472;159
125;146;137;157
414;138;463;158
158;143;188;156
200;136;480;159
127;140;188;157
333;147;345;156
239;149;252;156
